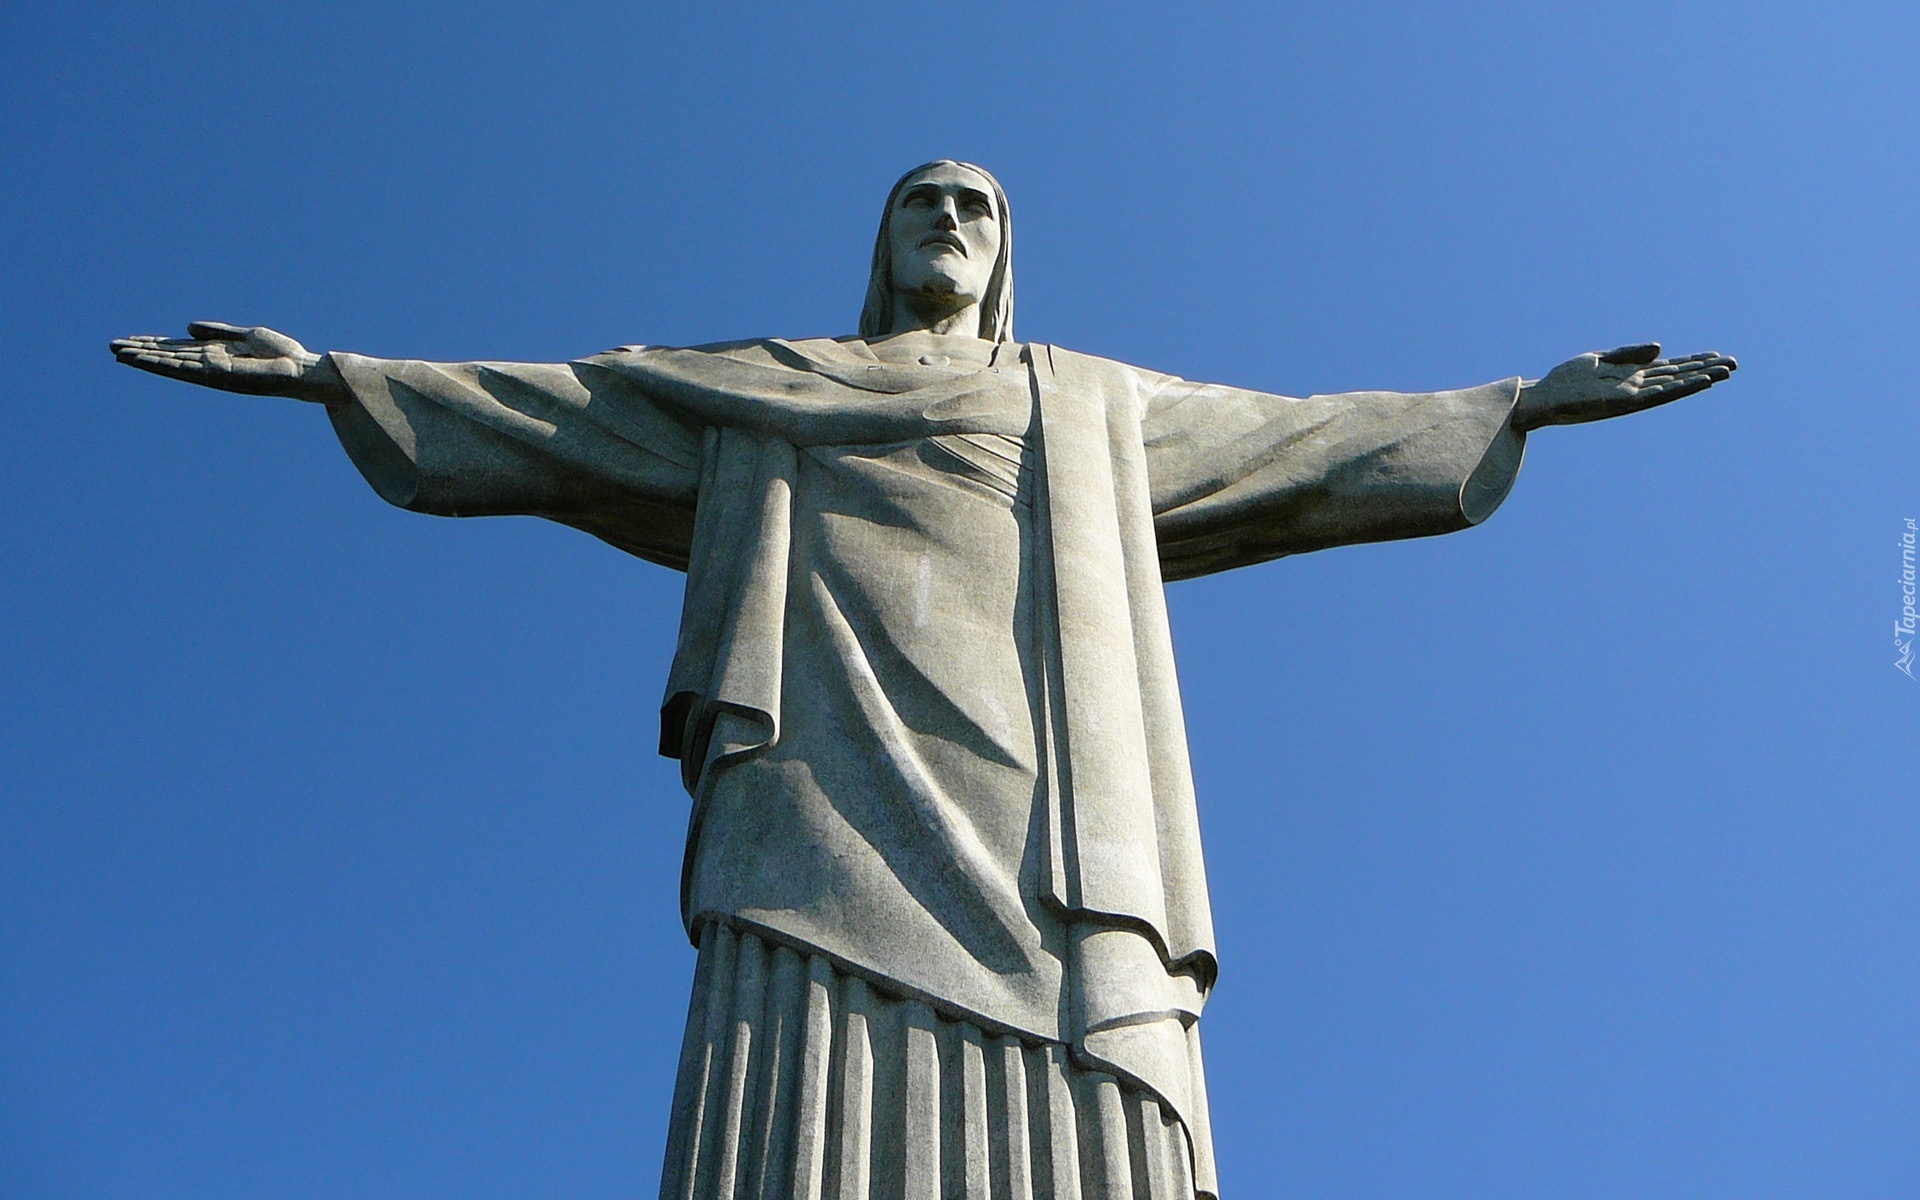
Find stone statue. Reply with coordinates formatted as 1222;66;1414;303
112;160;1735;1200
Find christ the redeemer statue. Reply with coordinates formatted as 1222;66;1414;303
113;160;1734;1200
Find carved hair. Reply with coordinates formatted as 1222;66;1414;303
858;160;1014;343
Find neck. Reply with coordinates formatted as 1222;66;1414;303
888;292;984;338
865;329;997;365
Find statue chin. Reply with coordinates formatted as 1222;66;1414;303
898;270;964;299
888;280;981;331
897;252;986;298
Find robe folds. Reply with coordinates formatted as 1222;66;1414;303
324;336;1526;1198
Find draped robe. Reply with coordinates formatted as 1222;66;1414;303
323;335;1526;1198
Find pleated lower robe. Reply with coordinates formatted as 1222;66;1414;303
664;923;1202;1200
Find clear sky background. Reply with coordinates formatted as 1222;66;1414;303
3;2;1915;1197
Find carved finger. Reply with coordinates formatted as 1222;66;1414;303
1639;353;1735;388
1656;377;1714;402
117;337;205;356
1670;351;1737;372
1644;358;1718;378
1636;361;1690;379
1680;368;1719;385
120;346;202;364
1671;365;1733;385
128;348;207;364
120;352;210;377
1643;371;1723;399
113;347;174;364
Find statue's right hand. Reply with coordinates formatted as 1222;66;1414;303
111;322;335;402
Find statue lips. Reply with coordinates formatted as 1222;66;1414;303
920;232;967;256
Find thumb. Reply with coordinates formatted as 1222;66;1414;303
1598;343;1661;367
186;320;253;342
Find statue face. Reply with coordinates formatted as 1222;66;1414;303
887;163;1001;312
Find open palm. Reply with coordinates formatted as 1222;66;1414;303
1514;343;1737;431
111;322;328;400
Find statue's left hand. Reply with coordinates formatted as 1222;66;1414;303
1513;343;1737;432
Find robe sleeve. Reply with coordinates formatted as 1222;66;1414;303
325;351;704;570
1138;367;1527;581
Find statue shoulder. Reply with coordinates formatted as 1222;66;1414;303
586;336;789;359
1035;344;1185;393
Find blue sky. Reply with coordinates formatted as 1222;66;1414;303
3;2;1915;1197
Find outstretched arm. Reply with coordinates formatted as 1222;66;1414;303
1134;340;1736;580
111;322;351;406
1513;342;1736;431
110;322;704;569
1129;361;1528;580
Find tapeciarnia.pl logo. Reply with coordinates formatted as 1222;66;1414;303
1898;518;1916;678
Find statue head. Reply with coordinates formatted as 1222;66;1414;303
859;160;1014;342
